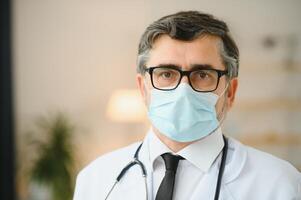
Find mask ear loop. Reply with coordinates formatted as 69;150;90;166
216;81;230;125
143;79;152;110
218;81;230;99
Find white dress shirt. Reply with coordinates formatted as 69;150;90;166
147;127;224;200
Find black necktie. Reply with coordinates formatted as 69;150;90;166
155;153;184;200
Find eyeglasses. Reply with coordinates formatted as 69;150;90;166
144;66;228;92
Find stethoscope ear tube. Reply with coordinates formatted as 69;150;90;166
117;143;145;181
116;161;137;181
134;159;147;177
214;135;228;200
116;159;147;182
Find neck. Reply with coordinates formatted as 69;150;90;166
153;127;194;152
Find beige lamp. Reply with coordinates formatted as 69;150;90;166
106;89;146;123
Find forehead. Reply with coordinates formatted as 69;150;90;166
146;34;225;70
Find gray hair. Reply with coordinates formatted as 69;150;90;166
137;11;239;79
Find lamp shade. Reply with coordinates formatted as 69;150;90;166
106;89;146;123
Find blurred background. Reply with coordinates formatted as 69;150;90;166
0;0;300;200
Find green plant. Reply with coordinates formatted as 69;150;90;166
30;113;75;200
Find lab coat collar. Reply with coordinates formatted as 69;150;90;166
147;127;224;172
204;137;248;184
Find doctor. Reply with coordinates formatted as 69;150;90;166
73;11;301;200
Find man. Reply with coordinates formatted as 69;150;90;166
73;11;301;200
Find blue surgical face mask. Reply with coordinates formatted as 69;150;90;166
148;83;223;142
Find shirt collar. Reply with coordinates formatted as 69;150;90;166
147;127;224;172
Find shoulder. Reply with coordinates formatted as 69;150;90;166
227;138;301;198
73;142;142;199
77;141;141;180
244;141;300;179
229;138;300;175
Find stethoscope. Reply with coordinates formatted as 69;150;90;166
105;135;228;200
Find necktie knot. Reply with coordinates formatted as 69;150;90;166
161;153;184;171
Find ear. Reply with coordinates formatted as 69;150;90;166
227;78;238;109
136;73;147;104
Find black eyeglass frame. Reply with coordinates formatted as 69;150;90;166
143;66;228;92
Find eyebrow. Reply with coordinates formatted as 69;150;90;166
153;63;215;71
154;63;181;69
190;64;215;70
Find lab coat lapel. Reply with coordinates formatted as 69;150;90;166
189;168;217;200
190;138;246;200
189;162;235;200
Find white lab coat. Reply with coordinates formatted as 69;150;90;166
73;137;301;200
